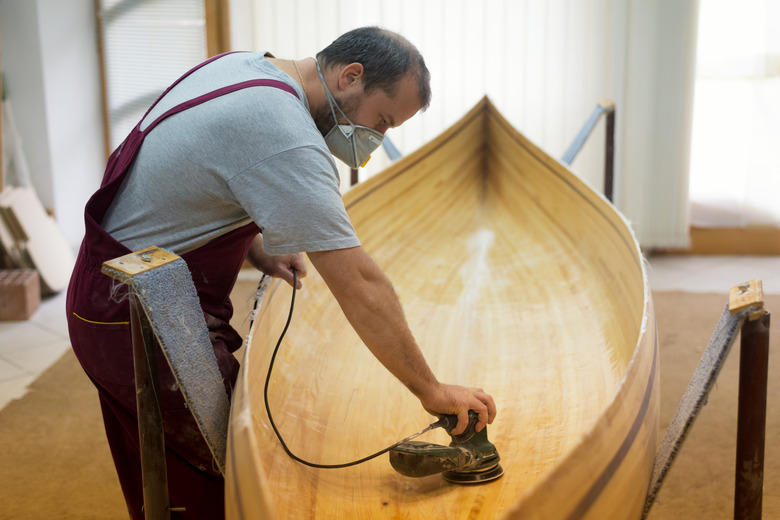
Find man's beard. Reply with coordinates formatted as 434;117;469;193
313;93;361;137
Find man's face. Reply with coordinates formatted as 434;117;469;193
313;93;359;137
314;72;422;138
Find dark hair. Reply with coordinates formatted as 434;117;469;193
316;27;431;110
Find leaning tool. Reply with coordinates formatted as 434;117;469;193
389;410;504;484
102;246;231;519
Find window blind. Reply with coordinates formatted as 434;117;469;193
97;0;208;150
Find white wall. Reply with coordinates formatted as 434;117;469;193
0;0;105;249
1;0;52;197
0;0;698;251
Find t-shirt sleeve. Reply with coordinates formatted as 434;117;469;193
227;145;361;255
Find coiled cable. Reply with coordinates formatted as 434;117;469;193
259;268;445;469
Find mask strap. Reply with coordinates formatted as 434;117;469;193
315;58;356;133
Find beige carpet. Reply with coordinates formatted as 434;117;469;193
0;285;777;519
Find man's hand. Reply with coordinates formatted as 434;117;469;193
260;253;307;289
418;383;497;435
246;235;307;288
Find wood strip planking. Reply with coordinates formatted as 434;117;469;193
227;98;656;519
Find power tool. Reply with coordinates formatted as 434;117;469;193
389;410;504;484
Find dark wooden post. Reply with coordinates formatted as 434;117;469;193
130;295;171;520
604;107;615;202
560;99;615;202
104;249;178;519
728;280;769;520
734;310;770;520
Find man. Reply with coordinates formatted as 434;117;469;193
67;27;496;519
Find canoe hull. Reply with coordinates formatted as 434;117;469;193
226;98;658;519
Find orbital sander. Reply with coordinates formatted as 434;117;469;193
389;410;504;484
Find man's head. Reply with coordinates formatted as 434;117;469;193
316;27;431;112
310;27;430;167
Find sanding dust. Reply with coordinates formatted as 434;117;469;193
458;228;496;311
450;228;496;380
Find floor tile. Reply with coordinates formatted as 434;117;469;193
647;255;780;294
2;340;71;375
0;321;65;352
29;291;70;340
0;356;27;381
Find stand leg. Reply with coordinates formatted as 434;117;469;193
734;311;770;520
604;109;615;202
130;295;171;520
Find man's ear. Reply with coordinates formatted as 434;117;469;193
337;62;364;92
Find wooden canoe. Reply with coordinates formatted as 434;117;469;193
226;97;658;519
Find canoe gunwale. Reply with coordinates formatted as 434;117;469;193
225;276;279;520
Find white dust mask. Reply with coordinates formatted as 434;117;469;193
315;59;384;168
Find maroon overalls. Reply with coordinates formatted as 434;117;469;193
66;54;297;519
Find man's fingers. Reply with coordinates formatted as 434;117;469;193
421;383;497;436
452;409;470;435
469;388;496;432
290;254;307;277
480;390;497;424
475;407;488;432
471;397;490;432
284;254;306;288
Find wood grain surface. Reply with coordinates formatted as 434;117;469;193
226;98;657;519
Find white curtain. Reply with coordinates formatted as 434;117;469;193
230;0;699;250
688;0;780;228
619;0;699;249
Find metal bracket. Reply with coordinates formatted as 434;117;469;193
561;100;616;201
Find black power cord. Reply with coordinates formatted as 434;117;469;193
259;268;445;469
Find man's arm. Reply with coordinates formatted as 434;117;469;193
307;246;496;435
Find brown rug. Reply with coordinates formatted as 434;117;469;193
0;286;777;519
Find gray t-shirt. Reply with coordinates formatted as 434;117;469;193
101;52;360;256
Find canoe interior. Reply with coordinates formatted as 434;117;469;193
226;97;657;519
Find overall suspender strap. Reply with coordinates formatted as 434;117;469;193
142;79;298;136
137;51;299;135
88;58;300;223
136;51;245;126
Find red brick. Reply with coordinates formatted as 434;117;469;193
0;269;41;321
